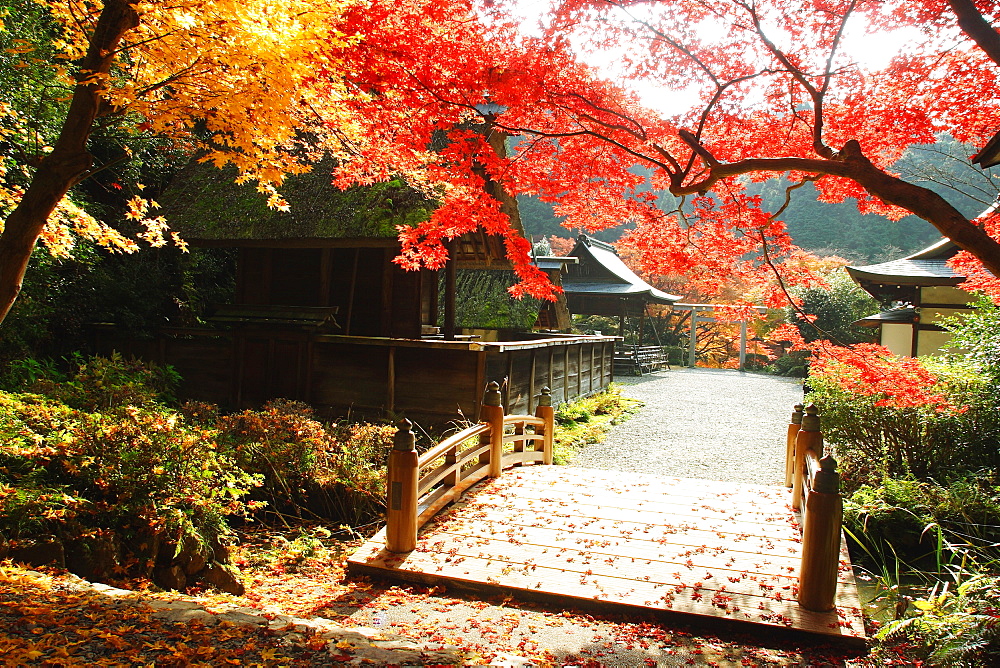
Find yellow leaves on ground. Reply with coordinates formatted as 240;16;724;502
0;564;301;666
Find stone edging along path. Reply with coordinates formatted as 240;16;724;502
43;571;533;667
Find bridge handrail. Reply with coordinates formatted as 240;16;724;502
385;382;555;552
417;423;491;496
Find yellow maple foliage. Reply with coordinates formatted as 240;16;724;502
0;0;362;321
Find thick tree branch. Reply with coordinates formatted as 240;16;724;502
948;0;1000;67
667;138;1000;277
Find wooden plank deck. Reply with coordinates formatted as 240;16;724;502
347;465;865;645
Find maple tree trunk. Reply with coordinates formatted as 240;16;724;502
0;0;138;326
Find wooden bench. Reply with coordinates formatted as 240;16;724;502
613;345;671;375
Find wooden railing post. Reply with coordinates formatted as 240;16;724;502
481;381;505;478
535;386;555;465
386;419;418;553
792;403;821;511
785;403;803;488
798;454;843;612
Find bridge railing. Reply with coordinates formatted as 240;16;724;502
787;403;844;612
385;381;555;552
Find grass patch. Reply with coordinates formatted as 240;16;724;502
551;383;642;464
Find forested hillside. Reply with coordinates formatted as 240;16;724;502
521;136;999;263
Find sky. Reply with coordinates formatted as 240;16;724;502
503;0;926;116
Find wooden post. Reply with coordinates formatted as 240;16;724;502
688;310;698;367
535;386;555;465
387;346;396;414
738;320;748;371
443;239;456;340
528;350;537;414
386;419;419;553
345;248;359;334
481;381;505;478
798;454;843;612
785;403;804;488
792;403;822;511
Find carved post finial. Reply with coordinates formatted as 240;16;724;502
393;418;415;452
791;403;804;425
538;386;552;407
483;381;502;407
813;454;841;494
800;403;821;432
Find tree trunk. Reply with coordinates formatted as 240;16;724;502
0;0;138;325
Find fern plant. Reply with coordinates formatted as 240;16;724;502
878;575;1000;667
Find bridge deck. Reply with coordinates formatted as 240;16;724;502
347;466;865;644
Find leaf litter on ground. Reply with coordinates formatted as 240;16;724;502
1;521;914;666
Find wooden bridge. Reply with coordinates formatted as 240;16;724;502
346;385;866;646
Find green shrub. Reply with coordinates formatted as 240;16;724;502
0;354;394;588
0;392;260;564
324;421;393;525
26;352;182;411
213;400;392;526
807;359;1000;487
556;402;592;425
0;356;65;390
767;349;809;377
845;477;1000;572
551;384;641;463
215;399;330;505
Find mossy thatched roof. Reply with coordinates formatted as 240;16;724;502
159;158;434;242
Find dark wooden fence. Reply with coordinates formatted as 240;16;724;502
94;327;616;426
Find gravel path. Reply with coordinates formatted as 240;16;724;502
574;368;804;485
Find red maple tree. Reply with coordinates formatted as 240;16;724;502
304;0;1000;305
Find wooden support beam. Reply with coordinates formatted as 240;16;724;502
345;248;359;335
380;248;394;337
529;350;537;414
564;346;570;402
505;353;514;412
688;311;698;367
387;346;396;414
547;347;554;399
444;240;457;340
589;343;596;392
319;248;332;307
